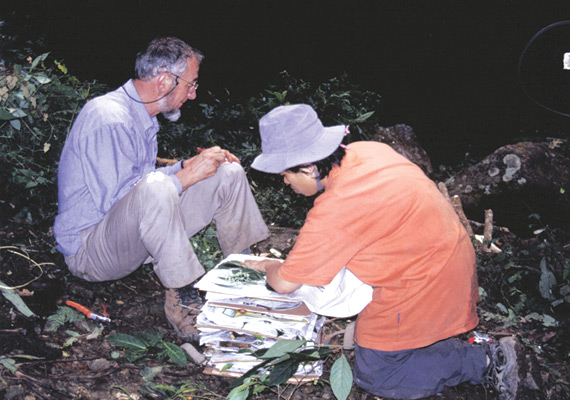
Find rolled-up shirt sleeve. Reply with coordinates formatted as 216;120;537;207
157;161;184;195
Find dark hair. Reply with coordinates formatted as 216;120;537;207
134;37;204;80
288;145;347;178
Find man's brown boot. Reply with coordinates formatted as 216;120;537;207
164;284;203;343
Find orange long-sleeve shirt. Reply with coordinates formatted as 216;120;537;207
279;142;479;351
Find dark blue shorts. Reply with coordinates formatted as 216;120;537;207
353;338;488;399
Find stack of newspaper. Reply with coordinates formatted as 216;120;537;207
194;254;326;382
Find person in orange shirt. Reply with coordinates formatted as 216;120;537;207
248;104;526;400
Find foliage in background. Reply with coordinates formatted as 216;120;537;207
190;225;223;270
476;224;570;341
0;51;107;226
160;71;382;229
1;46;380;233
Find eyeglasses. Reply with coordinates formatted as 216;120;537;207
171;73;199;93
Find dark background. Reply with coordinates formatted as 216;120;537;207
5;0;570;166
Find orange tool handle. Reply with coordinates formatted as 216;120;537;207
65;300;92;318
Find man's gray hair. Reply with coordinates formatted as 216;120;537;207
135;37;204;80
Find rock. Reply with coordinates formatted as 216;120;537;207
369;124;433;176
89;358;116;371
445;139;570;234
4;385;24;400
181;342;207;365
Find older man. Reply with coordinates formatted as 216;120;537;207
54;37;269;341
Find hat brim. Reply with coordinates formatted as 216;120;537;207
251;125;346;173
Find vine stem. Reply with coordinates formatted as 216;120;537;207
0;245;52;289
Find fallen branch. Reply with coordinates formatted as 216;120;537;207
437;182;474;237
468;220;510;233
483;209;494;253
451;195;475;237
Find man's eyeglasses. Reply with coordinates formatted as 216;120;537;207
171;73;199;93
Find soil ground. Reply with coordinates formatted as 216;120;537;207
1;223;569;400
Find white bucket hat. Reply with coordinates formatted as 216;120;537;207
251;104;346;173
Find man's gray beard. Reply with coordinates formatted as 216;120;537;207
158;96;181;122
161;108;181;122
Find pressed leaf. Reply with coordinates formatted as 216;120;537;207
330;354;353;400
218;261;245;269
221;363;234;372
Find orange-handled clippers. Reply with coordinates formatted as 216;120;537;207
66;300;111;323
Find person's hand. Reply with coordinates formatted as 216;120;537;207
176;146;240;189
244;259;300;293
220;148;240;164
243;259;281;273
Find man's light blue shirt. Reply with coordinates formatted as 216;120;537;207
54;80;184;255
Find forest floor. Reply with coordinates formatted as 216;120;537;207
0;221;569;400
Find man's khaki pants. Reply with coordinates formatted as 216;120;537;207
65;162;269;288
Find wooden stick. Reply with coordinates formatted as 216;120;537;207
437;182;451;203
156;157;178;166
451;195;475;237
483;209;494;253
438;182;474;237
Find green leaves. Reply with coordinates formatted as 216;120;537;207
0;279;36;318
1;51;107;225
107;333;147;351
228;377;261;400
227;339;341;399
257;339;305;359
539;257;556;301
330;354;353;400
351;111;375;124
0;107;16;120
160;341;187;367
107;330;188;367
46;306;84;331
158;70;381;231
29;53;49;71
